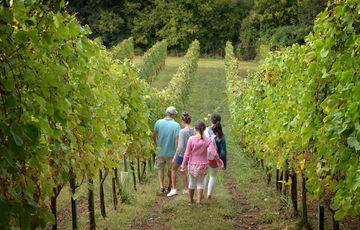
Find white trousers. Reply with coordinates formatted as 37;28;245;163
207;167;218;196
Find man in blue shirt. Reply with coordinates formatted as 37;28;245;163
153;106;180;194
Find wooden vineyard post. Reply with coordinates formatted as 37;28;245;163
88;178;96;230
137;158;141;183
140;161;147;182
99;169;108;218
276;169;280;191
329;209;340;230
50;184;64;230
130;160;137;190
69;170;78;230
152;153;156;166
279;170;284;193
318;203;324;230
290;170;298;217
301;173;312;230
112;168;118;210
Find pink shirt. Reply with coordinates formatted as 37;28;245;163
180;136;224;172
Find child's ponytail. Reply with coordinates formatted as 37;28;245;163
195;120;206;139
211;113;223;138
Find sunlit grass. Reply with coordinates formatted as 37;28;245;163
151;57;183;90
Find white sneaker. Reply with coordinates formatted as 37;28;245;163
167;189;178;197
182;189;189;195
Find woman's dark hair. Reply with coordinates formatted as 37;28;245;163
211;113;223;138
194;120;206;139
181;112;191;124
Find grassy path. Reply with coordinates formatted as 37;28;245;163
151;57;183;90
131;58;236;230
129;57;301;230
130;58;262;230
55;57;299;230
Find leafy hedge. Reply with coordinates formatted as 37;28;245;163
225;0;360;222
108;37;134;61
137;40;167;83
157;40;200;116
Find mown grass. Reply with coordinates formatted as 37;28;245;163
151;57;183;90
184;58;230;123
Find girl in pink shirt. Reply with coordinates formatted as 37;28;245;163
181;120;224;205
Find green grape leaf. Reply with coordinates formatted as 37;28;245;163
334;209;347;221
0;6;13;23
15;31;27;42
5;95;16;108
347;136;360;151
320;48;329;58
10;123;24;146
25;18;35;26
24;122;40;146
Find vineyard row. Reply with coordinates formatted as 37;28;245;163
225;1;360;229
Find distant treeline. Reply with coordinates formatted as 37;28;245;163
67;0;327;59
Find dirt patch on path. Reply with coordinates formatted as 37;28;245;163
130;195;168;230
223;170;261;230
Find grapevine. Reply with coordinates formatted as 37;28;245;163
108;37;135;61
0;1;154;228
137;40;167;83
225;0;360;223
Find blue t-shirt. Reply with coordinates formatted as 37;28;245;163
155;118;180;157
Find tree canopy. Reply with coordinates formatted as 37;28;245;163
67;0;327;58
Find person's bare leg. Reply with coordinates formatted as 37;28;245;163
181;172;188;190
171;163;180;189
189;189;195;202
197;189;204;204
158;169;164;189
167;169;172;188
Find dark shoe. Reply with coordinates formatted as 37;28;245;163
188;200;194;206
157;188;165;195
207;195;212;200
166;186;171;193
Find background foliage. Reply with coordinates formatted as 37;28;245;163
67;0;327;57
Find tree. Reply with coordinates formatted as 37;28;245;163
236;0;327;59
67;0;150;46
132;0;250;54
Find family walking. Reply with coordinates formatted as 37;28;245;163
152;106;227;205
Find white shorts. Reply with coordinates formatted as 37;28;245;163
188;174;207;190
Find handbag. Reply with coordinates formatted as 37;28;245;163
205;127;217;160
